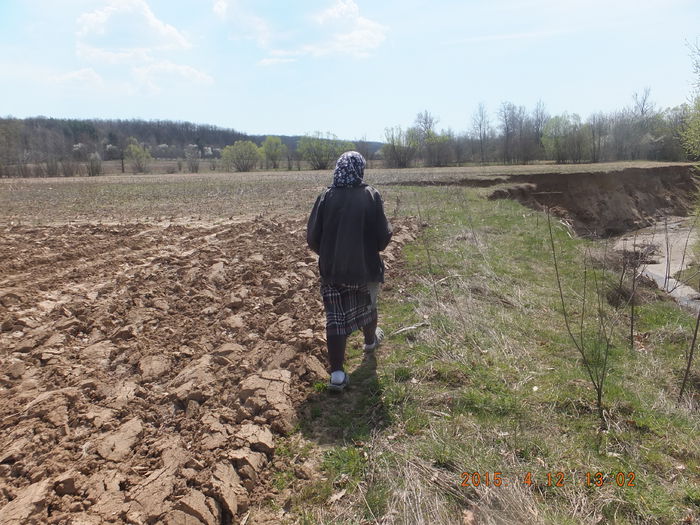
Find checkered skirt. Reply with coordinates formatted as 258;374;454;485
321;283;378;336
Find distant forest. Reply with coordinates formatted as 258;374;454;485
0;90;695;177
0;117;386;177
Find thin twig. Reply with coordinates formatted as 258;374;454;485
679;281;700;401
664;216;671;291
676;213;698;289
547;209;610;428
547;208;582;353
390;322;430;337
413;192;440;306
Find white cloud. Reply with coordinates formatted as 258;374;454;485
213;0;229;19
258;57;297;66
72;1;214;93
263;0;387;63
50;68;105;88
76;0;191;64
75;41;152;64
446;29;569;46
132;62;214;94
269;49;300;58
307;5;388;58
77;0;190;49
0;61;131;96
245;14;272;47
223;5;272;46
212;0;272;46
314;0;360;24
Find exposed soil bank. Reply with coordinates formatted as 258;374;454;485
489;165;700;237
382;176;510;188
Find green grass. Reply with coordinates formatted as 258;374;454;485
292;185;699;524
321;447;367;481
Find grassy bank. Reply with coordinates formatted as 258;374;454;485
280;186;699;524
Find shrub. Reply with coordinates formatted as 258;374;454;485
221;140;261;172
124;139;152;173
298;132;354;170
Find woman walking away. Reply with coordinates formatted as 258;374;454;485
307;151;393;392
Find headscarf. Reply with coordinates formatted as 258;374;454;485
332;151;366;188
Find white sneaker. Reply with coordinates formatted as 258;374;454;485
364;327;385;353
328;370;349;392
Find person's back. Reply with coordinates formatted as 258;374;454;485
306;151;392;391
307;184;391;285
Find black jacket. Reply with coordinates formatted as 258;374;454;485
306;184;393;285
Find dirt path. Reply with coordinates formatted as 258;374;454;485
0;218;416;524
615;216;700;311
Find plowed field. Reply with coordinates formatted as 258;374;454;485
0;217;415;524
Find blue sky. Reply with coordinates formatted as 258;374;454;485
0;0;698;142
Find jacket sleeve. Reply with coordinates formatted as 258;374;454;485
306;193;324;254
375;192;393;252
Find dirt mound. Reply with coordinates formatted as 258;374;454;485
0;217;416;524
382;176;510;188
489;165;700;236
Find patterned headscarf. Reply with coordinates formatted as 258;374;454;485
332;151;366;188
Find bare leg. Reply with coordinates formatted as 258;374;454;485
362;308;378;345
327;332;347;372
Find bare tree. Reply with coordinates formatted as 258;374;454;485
382;126;418;168
512;105;537;163
587;112;607;163
184;144;200;173
567;114;587;163
430;128;455;167
414;110;437;140
472;103;490;164
413;110;439;166
451;131;469;166
532;100;549;157
498;102;516;163
633;87;653;118
354;136;374;165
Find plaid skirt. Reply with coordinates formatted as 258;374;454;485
321;283;379;337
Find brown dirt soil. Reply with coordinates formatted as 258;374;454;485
0;217;416;524
488;165;700;237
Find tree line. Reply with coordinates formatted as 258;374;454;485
0;117;385;177
382;90;693;169
2;77;699;177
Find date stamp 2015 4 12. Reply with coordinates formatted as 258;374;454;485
460;471;636;488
